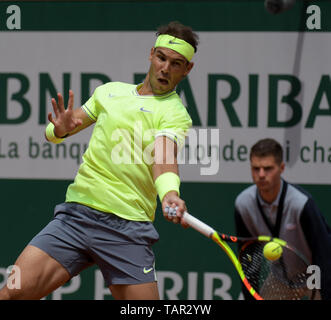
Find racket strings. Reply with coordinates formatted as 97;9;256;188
239;241;313;300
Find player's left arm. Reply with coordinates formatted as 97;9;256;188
153;136;188;227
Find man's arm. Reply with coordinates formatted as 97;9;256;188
300;199;331;300
153;136;187;226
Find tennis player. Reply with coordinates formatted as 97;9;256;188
0;21;198;300
234;138;331;300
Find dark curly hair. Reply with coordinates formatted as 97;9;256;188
156;21;199;53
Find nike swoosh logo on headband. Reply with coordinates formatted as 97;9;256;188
169;40;183;45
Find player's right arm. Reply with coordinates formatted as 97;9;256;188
45;90;94;142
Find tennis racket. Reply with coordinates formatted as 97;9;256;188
167;207;316;300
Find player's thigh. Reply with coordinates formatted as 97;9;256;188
109;281;160;300
1;245;70;300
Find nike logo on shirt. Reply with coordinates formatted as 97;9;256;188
140;107;153;113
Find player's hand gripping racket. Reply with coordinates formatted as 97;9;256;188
166;207;316;300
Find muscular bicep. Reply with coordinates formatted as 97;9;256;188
152;136;178;181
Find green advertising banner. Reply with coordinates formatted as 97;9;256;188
0;1;330;300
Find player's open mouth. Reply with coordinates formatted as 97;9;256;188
158;78;169;85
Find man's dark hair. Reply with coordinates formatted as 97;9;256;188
250;138;283;165
156;21;199;53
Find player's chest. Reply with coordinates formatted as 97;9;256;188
100;96;156;128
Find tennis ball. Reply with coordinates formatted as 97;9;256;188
263;241;283;261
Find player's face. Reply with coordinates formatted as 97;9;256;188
250;155;285;196
148;47;193;95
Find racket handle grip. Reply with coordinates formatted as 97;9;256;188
182;212;215;238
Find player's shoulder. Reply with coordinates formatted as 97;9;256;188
235;184;257;209
160;92;190;115
94;81;136;95
285;182;310;210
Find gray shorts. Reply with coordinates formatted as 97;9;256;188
29;202;159;286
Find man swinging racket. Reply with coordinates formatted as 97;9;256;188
0;21;198;300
